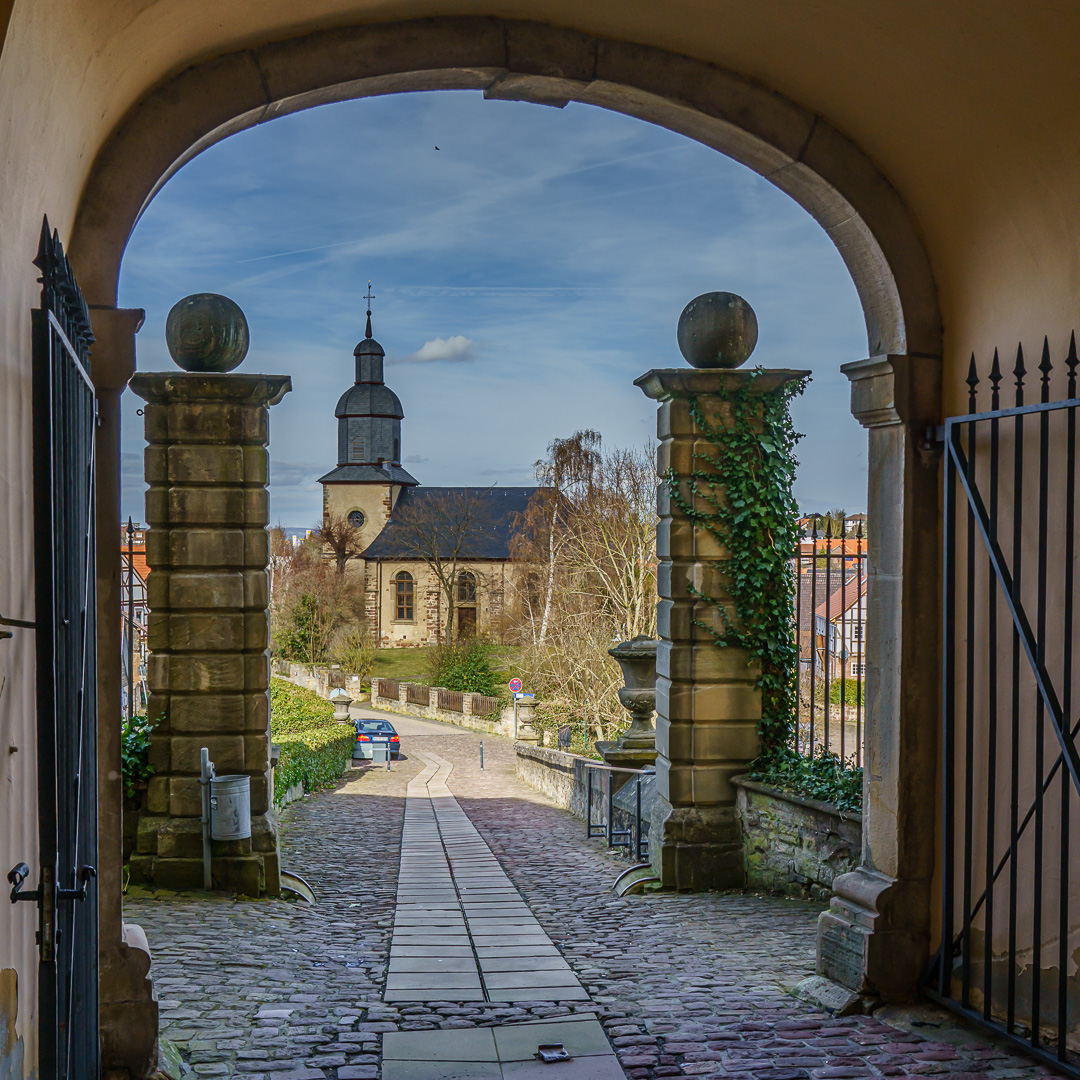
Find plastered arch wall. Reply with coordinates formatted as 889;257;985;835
70;17;942;365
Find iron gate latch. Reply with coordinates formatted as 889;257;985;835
9;862;96;962
8;863;39;904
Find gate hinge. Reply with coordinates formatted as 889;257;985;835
919;424;945;451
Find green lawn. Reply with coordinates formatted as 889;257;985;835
369;644;523;689
370;648;435;682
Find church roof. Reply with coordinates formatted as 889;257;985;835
318;463;419;485
362;486;542;560
335;382;404;418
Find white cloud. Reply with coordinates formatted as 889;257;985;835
269;461;324;488
399;335;478;364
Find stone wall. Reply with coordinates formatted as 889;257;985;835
733;777;861;901
514;744;594;820
272;659;366;700
370;681;514;738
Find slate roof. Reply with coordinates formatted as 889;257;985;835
335;382;404;419
362;486;542;561
318;463;419;486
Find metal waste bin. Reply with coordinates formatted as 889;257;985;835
210;774;251;840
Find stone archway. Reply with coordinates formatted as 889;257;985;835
75;21;944;1066
71;17;941;361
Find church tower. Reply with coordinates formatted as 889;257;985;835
318;299;418;548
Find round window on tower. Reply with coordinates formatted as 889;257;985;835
348;510;366;528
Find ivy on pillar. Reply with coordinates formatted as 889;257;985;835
636;292;809;891
129;294;291;896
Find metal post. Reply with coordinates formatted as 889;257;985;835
126;517;134;723
513;698;518;740
199;748;214;891
480;741;484;770
606;770;614;848
635;777;643;863
586;768;593;837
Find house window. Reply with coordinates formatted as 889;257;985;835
395;571;414;621
351;435;365;462
853;624;864;641
851;661;866;678
457;570;477;604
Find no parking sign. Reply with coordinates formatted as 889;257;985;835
508;678;522;694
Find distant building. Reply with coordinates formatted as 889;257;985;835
318;309;540;645
120;524;150;713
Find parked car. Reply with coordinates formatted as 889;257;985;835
353;718;401;760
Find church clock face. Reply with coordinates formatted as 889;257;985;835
348;510;366;528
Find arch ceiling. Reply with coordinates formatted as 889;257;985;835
71;18;942;361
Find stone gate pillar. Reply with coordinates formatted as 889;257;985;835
635;291;809;890
128;294;290;896
815;354;941;1000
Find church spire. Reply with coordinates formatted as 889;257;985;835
364;280;375;340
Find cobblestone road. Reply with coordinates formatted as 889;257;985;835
126;712;1049;1080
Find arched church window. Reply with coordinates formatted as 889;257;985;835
348;510;365;528
457;571;477;604
393;436;400;463
351;435;365;462
395;571;414;621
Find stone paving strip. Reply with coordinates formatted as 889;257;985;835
382;1015;625;1079
388;749;588;1005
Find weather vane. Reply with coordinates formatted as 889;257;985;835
364;280;375;338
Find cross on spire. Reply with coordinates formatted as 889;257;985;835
364;281;375;339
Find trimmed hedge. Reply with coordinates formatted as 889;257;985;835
269;678;354;807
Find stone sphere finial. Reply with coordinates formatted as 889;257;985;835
165;293;249;373
676;291;758;369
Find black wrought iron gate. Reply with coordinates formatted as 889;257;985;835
927;338;1080;1074
9;219;100;1077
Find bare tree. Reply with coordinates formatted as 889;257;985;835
509;427;604;639
270;533;366;666
508;433;658;743
389;488;494;643
318;510;366;575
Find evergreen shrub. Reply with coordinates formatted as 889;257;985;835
426;638;500;696
269;678;354;806
121;713;157;798
748;746;863;814
828;678;863;706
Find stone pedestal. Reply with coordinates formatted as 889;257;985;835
515;698;540;744
128;372;291;896
635;367;810;890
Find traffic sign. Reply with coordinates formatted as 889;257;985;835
508;677;522;694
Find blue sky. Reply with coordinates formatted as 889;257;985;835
118;91;868;527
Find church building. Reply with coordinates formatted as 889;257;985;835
318;309;540;646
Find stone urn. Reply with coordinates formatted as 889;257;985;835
329;688;353;725
596;636;658;774
515;697;540;745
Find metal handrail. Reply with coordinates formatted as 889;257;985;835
584;762;654;863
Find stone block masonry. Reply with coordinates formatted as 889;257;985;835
636;367;809;890
734;777;861;901
129;372;291;895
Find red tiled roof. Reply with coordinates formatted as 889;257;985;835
123;545;149;584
